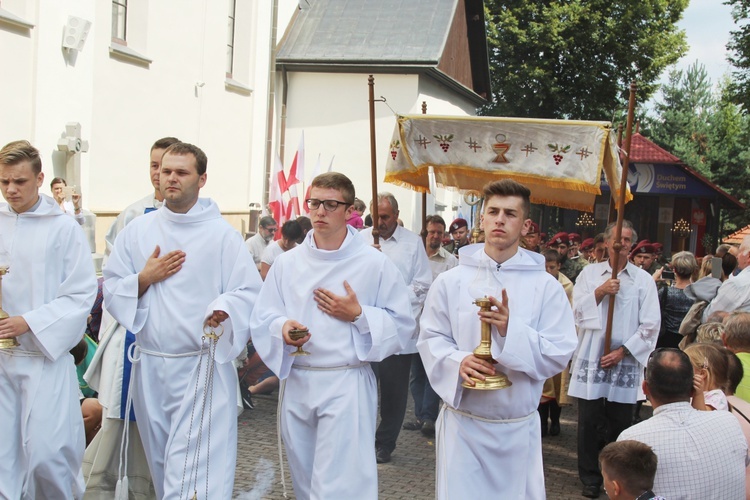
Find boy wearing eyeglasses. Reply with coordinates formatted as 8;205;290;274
249;172;415;500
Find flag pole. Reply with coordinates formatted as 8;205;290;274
368;75;380;245
421;101;428;244
604;82;637;355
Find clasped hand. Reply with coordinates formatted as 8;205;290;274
313;281;362;323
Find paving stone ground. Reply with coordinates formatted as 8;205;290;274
233;394;652;499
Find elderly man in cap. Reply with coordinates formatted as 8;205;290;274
444;218;471;257
549;232;585;283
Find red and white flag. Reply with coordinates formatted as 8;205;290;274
286;132;304;218
269;153;287;239
304;153;322;214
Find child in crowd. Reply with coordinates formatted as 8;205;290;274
684;343;730;411
346;197;365;229
599;440;665;500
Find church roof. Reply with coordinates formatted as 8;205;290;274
723;224;750;245
630;133;681;164
276;0;491;104
628;133;744;210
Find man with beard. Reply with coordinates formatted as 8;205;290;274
549;232;585;283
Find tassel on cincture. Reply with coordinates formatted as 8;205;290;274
114;476;129;500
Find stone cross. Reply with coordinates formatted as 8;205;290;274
56;122;89;188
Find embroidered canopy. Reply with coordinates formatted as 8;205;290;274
384;114;632;211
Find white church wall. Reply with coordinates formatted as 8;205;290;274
282;71;479;233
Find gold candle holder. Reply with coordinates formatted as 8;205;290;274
0;266;18;349
461;297;511;390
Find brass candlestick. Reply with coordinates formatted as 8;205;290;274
0;266;18;349
461;296;511;390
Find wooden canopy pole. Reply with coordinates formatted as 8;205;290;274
368;75;380;245
421;101;428;244
604;82;637;355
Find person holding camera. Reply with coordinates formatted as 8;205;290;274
653;251;698;349
50;176;84;225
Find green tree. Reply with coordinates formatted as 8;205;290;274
705;82;750;232
647;62;715;177
727;0;750;108
482;0;689;120
645;67;750;234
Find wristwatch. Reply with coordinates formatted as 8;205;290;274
351;312;362;323
619;345;631;356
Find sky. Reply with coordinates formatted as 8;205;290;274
650;0;737;105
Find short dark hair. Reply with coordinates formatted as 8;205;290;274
645;348;694;403
599;440;658;496
0;140;43;174
50;177;67;189
162;142;208;175
593;233;606;245
259;215;277;228
482;179;531;218
542;249;562;264
311;172;355;204
151;137;181;152
280;219;303;241
425;214;447;231
721;346;744;394
295;216;312;243
723;253;738;277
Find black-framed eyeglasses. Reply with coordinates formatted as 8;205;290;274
305;198;350;212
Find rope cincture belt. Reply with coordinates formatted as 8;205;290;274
276;362;370;498
0;348;45;357
115;329;217;500
436;404;535;497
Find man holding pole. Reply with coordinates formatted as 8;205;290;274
567;220;660;499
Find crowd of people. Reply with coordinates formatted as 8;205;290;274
2;135;750;500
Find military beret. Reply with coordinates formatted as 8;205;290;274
548;232;569;246
449;218;468;233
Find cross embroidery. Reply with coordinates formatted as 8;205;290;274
521;143;538;157
465;137;482;152
415;135;431;149
577;147;592;160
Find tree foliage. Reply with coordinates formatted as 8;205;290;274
727;0;750;108
482;0;689;120
643;63;750;234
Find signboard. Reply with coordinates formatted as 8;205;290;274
601;163;717;197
